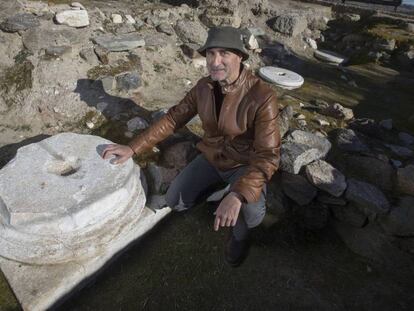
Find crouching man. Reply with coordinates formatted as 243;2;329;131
103;26;281;267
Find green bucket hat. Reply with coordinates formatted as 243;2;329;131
198;26;249;61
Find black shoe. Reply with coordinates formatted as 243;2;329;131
224;233;250;267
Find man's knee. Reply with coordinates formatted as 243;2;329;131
165;187;194;212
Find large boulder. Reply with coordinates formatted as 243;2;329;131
396;165;414;195
280;130;331;174
174;19;208;45
379;196;414;237
345;178;390;216
305;160;347;197
270;13;308;37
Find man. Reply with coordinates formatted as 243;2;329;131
103;26;281;267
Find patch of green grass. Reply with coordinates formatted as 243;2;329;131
87;54;141;80
0;61;34;97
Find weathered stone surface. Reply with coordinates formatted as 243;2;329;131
335;128;369;152
93;33;145;52
0;13;40;33
270;14;307;37
55;9;89;28
333;222;414;275
127;117;148;132
399;132;414;146
384;143;413;159
333;154;394;192
174;19;208;45
161;141;198;170
200;6;241;28
116;72;141;91
278;105;293;138
281;172;317;206
157;23;175;36
330;204;367;228
345;178;390;216
145;163;179;194
319;103;354;121
397;165;414;195
407;23;414;33
379;196;414;237
374;38;396;52
280;130;331;174
79;47;98;64
111;13;122;24
305;160;346;197
45;46;72;57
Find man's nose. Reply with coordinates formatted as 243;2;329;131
210;54;223;66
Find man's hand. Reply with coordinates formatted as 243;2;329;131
213;192;242;231
102;144;134;165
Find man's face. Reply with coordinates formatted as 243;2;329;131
206;48;242;84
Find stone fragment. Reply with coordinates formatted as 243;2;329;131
345;178;390;216
157;23;175;36
335;128;369;152
319;103;354;120
305;160;347;197
93;33;145;52
278;105;294;138
181;43;202;59
306;37;317;49
270;14;307;37
384;143;413;158
71;2;86;10
125;15;136;24
0;13;40;32
379;119;393;130
127;117;148;132
200;6;241;28
55;9;89;28
314;49;346;64
331;204;367;228
94;45;109;64
280;130;331;174
397;165;414;195
116;72;141;91
79;47;98;64
111;13;122;24
315;118;329;126
399;132;414;146
281;172;317;206
45;46;72;57
100;76;114;93
379;196;414;236
174;19;208;45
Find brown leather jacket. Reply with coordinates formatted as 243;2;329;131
128;67;281;203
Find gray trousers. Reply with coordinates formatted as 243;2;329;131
165;154;266;240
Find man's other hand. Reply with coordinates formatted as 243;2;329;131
214;192;242;231
102;144;134;165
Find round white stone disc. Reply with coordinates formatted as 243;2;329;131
314;49;347;64
258;66;304;89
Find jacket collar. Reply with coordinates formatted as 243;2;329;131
207;64;248;94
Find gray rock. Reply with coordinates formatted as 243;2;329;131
161;141;197;170
384;143;413;159
270;13;307;37
145;163;179;195
280;130;332;174
333;155;394;192
45;46;72;57
79;47;98;64
100;76;114;93
330;204;367;228
0;13;40;32
334;222;414;276
241;27;266;38
143;33;173;47
317;193;347;206
341;13;360;22
93;33;145;52
335;128;369;152
397;165;414;195
278;105;293;138
174;19;208;45
345;178;390;216
319;103;354;121
407;23;414;33
127;117;148;132
379;119;393;130
116;72;141;91
156;23;175;36
399;132;414;146
379;196;414;236
94;45;109;64
305;160;347;197
281;172;317;206
200;6;241;28
55;9;89;28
